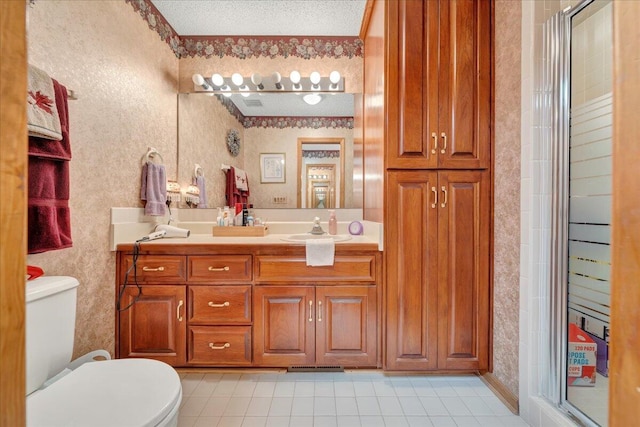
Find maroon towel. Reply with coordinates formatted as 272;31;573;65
225;166;250;207
28;78;72;254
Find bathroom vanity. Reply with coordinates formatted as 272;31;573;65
115;239;381;368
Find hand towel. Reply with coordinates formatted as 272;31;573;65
196;175;207;208
28;78;72;254
305;238;335;266
225;166;250;207
27;65;62;140
234;167;249;191
140;162;167;216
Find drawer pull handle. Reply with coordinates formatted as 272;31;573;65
441;186;448;208
208;301;230;308
431;186;438;209
431;132;438;154
308;300;313;322
142;266;165;272
208;266;230;272
318;300;322;322
209;342;230;350
177;300;184;322
440;132;447;154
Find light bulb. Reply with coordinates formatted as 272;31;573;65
231;73;244;87
251;73;264;90
290;70;301;84
271;72;283;90
211;73;224;87
192;74;209;90
310;71;321;85
303;93;323;105
329;70;341;90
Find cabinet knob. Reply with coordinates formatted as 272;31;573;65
440;132;447;154
318;300;323;322
431;186;438;209
309;300;314;322
441;186;448;208
208;301;230;308
209;342;230;350
142;266;165;272
208;266;230;272
176;300;184;322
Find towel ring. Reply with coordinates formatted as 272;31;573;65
194;164;204;178
142;147;164;165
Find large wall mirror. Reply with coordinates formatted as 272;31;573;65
177;91;361;210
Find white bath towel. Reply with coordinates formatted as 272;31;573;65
305;238;335;266
27;65;62;140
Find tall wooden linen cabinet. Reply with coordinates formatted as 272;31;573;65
362;0;492;371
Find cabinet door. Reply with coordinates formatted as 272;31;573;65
438;0;491;169
315;286;377;367
385;171;439;370
253;286;315;366
118;285;186;366
437;170;490;370
386;0;439;169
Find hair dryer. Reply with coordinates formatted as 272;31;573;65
155;224;190;238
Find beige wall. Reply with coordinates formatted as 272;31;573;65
27;0;179;357
493;0;522;397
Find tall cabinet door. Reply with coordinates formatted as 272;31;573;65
437;170;490;370
385;171;439;370
315;286;377;367
386;0;439;169
438;0;491;169
253;286;315;366
118;285;187;366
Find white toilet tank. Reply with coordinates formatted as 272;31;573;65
25;276;79;395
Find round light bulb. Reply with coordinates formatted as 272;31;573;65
211;73;224;87
290;70;301;84
192;74;205;86
271;71;282;83
310;71;321;85
329;70;341;84
251;73;263;85
231;73;244;87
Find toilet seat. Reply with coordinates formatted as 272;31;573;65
27;358;182;427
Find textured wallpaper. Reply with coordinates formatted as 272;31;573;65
26;0;179;358
493;1;522;397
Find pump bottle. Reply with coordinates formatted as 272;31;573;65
328;210;337;235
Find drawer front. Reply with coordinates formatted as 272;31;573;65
121;255;186;283
255;255;377;283
188;326;252;365
188;255;252;282
189;285;251;324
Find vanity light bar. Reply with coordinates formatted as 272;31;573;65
191;72;344;94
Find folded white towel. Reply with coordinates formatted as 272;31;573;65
305;238;335;266
27;65;62;140
234;167;249;191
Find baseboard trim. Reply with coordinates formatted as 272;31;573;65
479;372;519;414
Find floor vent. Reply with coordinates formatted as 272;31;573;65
287;365;344;372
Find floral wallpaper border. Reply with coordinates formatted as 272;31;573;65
215;95;354;130
125;0;364;59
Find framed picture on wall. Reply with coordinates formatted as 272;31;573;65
260;153;286;183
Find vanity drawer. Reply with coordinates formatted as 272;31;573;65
255;255;377;283
188;285;251;324
188;326;252;365
188;255;252;283
121;255;186;283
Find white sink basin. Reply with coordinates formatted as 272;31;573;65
282;234;352;242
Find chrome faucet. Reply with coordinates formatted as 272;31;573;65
309;217;326;235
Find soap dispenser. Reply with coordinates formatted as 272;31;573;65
328;210;337;235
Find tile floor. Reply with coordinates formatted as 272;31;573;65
176;370;530;427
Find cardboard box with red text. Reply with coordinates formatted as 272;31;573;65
567;323;597;386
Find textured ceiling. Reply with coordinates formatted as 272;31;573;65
150;0;367;36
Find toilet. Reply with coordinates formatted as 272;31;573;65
26;276;182;427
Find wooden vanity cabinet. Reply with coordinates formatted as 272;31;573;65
116;246;381;369
253;254;379;368
117;255;187;366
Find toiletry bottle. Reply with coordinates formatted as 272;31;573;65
242;203;249;226
223;206;230;226
328;210;337;235
217;207;223;227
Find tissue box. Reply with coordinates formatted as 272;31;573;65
567;323;597;386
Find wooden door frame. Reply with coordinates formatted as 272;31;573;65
0;2;27;425
296;138;345;208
